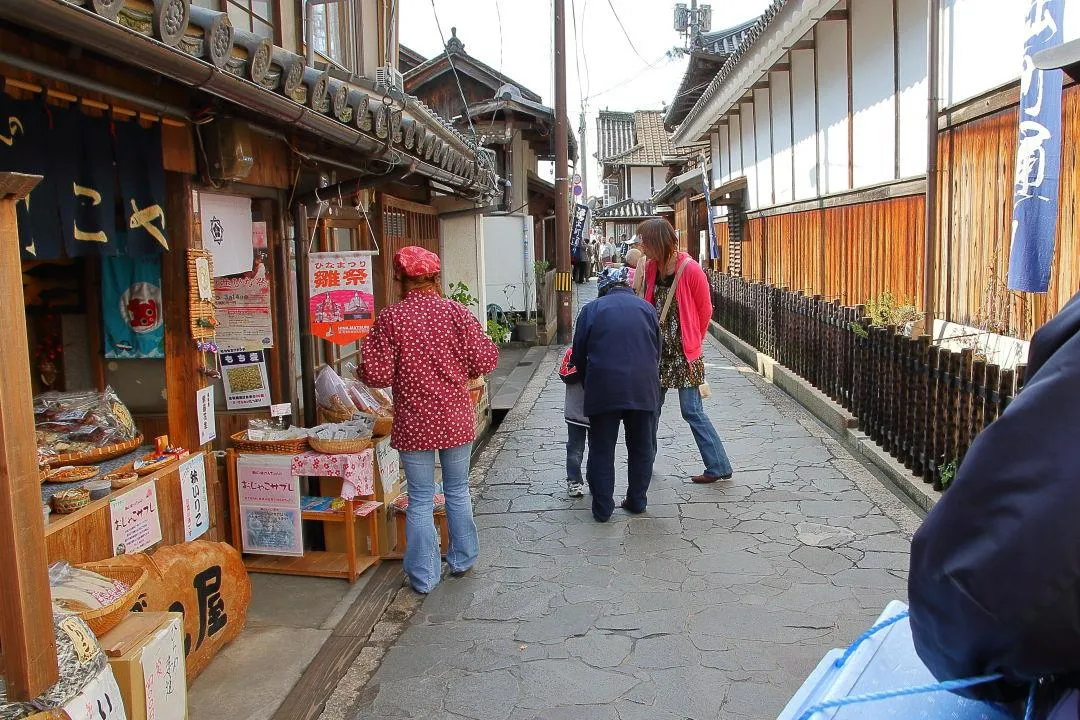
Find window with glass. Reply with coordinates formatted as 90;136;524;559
192;0;276;41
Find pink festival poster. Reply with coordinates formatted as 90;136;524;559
308;251;376;346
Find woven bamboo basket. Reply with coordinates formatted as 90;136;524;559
105;471;140;489
373;415;393;437
71;563;148;637
309;436;373;455
319;395;358;423
51;488;90;514
188;249;217;341
133;456;174;476
231;430;309;454
44;434;143;467
43;465;99;484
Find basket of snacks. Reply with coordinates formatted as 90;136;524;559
34;387;142;466
42;465;99;484
51;561;147;636
231;427;310;454
105;470;140;489
51;487;90;514
309;415;375;454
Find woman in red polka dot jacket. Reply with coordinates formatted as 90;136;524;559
359;246;500;594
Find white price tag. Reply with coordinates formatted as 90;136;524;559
270;402;292;418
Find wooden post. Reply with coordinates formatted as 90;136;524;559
0;172;59;699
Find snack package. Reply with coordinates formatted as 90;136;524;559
35;387;138;459
315;365;359;419
343;362;394;416
48;561;130;613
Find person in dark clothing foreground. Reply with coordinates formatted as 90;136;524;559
571;267;661;522
909;289;1080;704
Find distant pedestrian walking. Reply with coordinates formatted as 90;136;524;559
637;218;733;484
559;347;588;498
571;267;661;522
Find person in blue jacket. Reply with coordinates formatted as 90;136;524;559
571;267;661;522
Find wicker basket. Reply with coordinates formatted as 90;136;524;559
72;563;148;636
231;430;309;454
133;456;174;476
373;415;393;437
105;471;140;489
45;434;143;467
43;465;99;484
52;487;90;514
309;436;373;455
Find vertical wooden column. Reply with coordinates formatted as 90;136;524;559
162;172;205;451
0;173;59;699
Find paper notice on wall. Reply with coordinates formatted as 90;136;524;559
62;665;127;720
214;220;273;348
196;385;216;446
220;349;271;410
199;192;253;277
141;616;187;720
180;453;210;542
110;482;162;555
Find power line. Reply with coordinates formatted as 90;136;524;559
493;0;503;75
604;0;650;66
585;53;673;102
570;0;585;115
429;0;477;141
580;0;590;100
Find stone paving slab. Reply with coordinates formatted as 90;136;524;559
344;282;921;720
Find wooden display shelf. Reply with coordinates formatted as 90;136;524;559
243;551;379;581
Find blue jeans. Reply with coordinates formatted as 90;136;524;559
399;443;478;593
662;386;733;477
566;423;588;483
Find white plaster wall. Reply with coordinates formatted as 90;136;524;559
729;113;743;179
629;166;654;201
897;0;929;178
940;0;1024;107
791;48;818;201
754;89;773;208
770;70;794;205
718;125;731;184
435;199;487;322
740;102;759;210
816;20;851;194
710;133;722;188
851;0;896;187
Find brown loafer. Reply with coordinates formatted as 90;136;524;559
691;473;733;484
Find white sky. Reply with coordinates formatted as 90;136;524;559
399;0;772;196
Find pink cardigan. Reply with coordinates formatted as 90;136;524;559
642;252;713;363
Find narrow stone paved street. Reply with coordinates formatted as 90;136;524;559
347;281;922;720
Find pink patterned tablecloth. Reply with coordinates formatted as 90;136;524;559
291;449;374;499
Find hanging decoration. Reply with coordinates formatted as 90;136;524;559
0;93;64;260
116;119;169;254
102;252;166;358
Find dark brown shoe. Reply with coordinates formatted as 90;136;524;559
691;473;733;484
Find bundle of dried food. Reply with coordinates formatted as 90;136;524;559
34;387;139;461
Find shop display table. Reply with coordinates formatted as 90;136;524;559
226;449;382;583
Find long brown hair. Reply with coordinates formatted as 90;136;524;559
636;218;678;267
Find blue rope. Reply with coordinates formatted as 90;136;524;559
833;611;909;669
795;673;1005;720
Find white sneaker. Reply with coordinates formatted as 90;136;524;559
567;480;585;498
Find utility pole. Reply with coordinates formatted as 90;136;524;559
554;0;572;344
578;111;589;202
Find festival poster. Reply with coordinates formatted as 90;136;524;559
180;454;210;542
102;254;165;358
213;221;273;349
109;482;163;556
309;251;376;346
199;192;253;277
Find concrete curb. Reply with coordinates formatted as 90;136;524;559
709;321;940;514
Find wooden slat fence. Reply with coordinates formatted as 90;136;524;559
709;271;1025;490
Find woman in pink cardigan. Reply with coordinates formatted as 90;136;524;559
637;218;733;483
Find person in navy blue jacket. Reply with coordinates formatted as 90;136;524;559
909;290;1080;704
571;268;661;522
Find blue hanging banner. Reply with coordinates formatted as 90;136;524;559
1007;0;1065;293
102;252;165;359
700;160;718;261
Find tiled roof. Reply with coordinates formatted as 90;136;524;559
398;45;426;74
597;111;681;166
665;19;757;128
1;1;497;197
404;29;542;103
592;198;660;220
676;0;790;141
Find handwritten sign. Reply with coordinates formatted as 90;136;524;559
236;454;303;556
180;454;210;542
196;385;216;446
110;482;162;555
220;349;271;410
309;251;376;346
61;665;126;720
141;615;187;720
375;436;400;495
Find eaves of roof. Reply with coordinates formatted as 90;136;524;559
592;198;659;220
0;0;498;198
673;0;836;146
404;49;542;103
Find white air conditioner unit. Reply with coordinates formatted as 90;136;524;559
375;65;404;94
